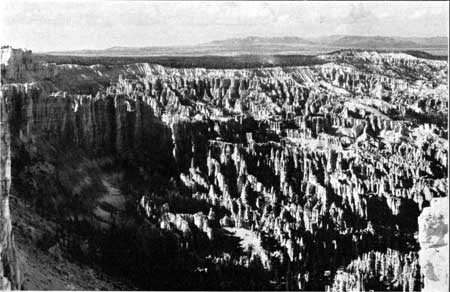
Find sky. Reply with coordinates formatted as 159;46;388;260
1;1;448;52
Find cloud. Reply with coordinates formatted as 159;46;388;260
345;3;377;24
1;0;448;51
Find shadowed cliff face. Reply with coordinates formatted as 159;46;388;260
0;87;21;290
2;82;175;230
0;46;448;290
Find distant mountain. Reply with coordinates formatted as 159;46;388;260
203;36;315;46
200;35;448;53
45;35;448;57
204;35;448;48
398;36;448;47
311;35;448;48
324;35;418;48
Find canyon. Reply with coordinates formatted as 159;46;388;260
0;45;448;291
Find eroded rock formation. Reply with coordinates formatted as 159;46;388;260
0;46;448;290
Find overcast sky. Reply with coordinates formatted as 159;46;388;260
1;1;448;52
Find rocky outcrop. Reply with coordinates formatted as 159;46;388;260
1;46;33;82
418;196;449;292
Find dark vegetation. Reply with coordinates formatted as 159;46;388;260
402;50;448;61
34;54;327;69
34;49;447;70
